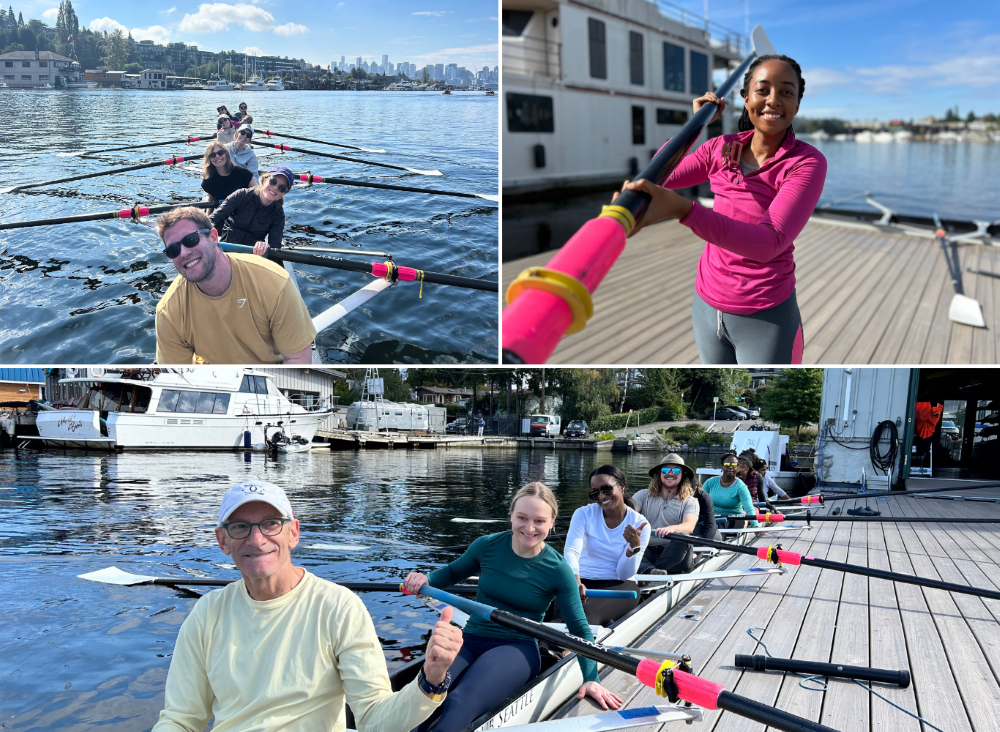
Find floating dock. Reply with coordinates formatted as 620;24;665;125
550;479;1000;730
502;217;1000;364
314;430;609;450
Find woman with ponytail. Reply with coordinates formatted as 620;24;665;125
615;55;826;364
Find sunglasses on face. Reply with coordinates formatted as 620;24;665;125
239;130;252;138
163;228;211;259
209;149;226;158
267;178;289;194
588;484;617;501
661;466;682;475
722;460;738;467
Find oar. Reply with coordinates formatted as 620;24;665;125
769;482;1000;505
78;566;481;594
58;134;218;158
219;242;498;293
0;200;215;231
663;534;1000;601
1;156;195;194
935;213;985;327
735;654;911;688
734;512;1000;524
450;517;570;523
443;534;567;553
501;25;777;363
258;129;386;154
294;171;497;201
251;142;442;176
406;583;838;732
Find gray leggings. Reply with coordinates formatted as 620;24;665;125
692;291;803;364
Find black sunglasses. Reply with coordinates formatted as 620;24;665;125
238;130;252;138
209;149;227;158
588;484;617;501
267;178;289;194
163;228;211;259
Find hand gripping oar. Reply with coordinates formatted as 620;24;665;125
501;25;777;363
935;212;986;327
78;566;481;594
0;200;215;231
767;482;1000;505
735;654;910;688
58;133;218;158
663;534;1000;601
1;156;195;194
250;141;442;176
735;512;1000;525
404;583;838;732
258;129;386;154
219;242;498;293
295;171;497;201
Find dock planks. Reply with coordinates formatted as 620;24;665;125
501;219;1000;364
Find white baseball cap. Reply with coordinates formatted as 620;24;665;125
218;481;294;525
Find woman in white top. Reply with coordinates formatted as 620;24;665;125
633;453;701;575
754;455;789;501
560;465;650;625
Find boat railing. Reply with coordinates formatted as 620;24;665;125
502;35;561;79
653;1;746;54
284;395;334;413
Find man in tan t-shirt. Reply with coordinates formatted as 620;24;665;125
154;207;316;364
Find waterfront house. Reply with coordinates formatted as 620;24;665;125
0;49;80;88
139;69;171;89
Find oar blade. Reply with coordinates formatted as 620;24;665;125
450;518;504;523
57;151;88;157
949;294;986;327
406;167;443;176
751;25;776;57
359;147;387;154
476;193;500;202
484;705;701;731
78;566;159;586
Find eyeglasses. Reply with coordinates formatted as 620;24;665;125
220;517;291;539
721;460;738;467
209;149;227;158
588;484;617;501
238;130;252;138
163;228;211;259
267;178;289;194
661;466;682;475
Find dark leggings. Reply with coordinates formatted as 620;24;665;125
640;538;694;575
692;290;803;364
414;635;541;732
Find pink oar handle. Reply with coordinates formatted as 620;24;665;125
757;546;802;565
636;659;723;709
502;216;626;363
801;495;823;505
753;513;786;523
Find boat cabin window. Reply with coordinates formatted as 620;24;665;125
663;42;685;92
255;376;269;394
629;31;644;86
690;51;708;96
158;390;231;414
239;375;271;394
657;108;688;125
588;18;607;79
632;106;645;145
83;383;152;413
506;93;554;133
502;10;533;36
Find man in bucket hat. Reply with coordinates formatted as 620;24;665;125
633;454;720;575
151;481;463;732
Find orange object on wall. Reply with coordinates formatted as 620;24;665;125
915;402;944;439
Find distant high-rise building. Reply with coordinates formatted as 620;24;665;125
381;54;388;69
433;63;444;81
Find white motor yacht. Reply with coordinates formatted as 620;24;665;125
265;77;284;91
204;74;236;91
242;76;267;91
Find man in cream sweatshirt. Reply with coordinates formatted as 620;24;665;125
152;481;463;732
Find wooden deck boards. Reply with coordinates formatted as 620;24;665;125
501;219;1000;364
552;493;1000;732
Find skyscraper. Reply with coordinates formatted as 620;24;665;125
433;63;444;80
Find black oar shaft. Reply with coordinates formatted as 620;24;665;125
9;156;191;192
716;691;834;732
666;534;1000;601
775;483;1000;504
739;514;1000;524
443;533;566;553
79;134;216;156
260;129;366;152
0;200;214;231
297;172;489;200
735;655;910;688
252;142;413;173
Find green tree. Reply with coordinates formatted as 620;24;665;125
626;369;683;417
100;28;130;70
420;66;430;83
678;369;751;417
944;106;960;122
759;368;823;439
966;110;976;123
552;369;619;424
380;369;411;402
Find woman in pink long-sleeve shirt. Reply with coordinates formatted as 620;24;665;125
621;55;826;364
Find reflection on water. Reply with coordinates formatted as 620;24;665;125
0;447;714;731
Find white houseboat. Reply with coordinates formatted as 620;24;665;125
28;368;331;450
502;0;745;195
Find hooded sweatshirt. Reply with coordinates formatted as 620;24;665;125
664;128;827;315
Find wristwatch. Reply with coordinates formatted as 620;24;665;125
626;545;640;557
417;667;452;702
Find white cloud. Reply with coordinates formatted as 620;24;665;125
178;3;276;34
88;17;129;33
274;22;308;35
413;11;446;16
42;7;59;20
804;51;1000;98
131;25;172;44
243;45;263;55
166;6;176;13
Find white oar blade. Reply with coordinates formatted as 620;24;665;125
57;151;88;157
312;278;392;332
476;193;500;202
719;525;810;535
406;168;443;176
949;294;986;327
79;566;159;586
635;567;782;584
422;597;472;627
497;705;702;732
751;25;777;57
359;147;386;154
307;543;368;551
544;622;610;640
451;518;504;523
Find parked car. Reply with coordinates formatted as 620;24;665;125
446;417;469;434
529;414;561;437
940;420;960;438
564;420;588;438
713;407;746;421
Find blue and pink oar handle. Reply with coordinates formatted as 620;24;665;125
401;583;634;601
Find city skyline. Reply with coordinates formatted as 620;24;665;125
21;0;497;77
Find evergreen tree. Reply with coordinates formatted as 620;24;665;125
17;10;23;27
759;368;823;439
100;28;130;70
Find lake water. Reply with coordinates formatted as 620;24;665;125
503;139;1000;261
0;446;714;731
0;90;498;363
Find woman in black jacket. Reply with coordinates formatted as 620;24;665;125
209;165;292;256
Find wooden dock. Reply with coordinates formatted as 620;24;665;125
553;481;1000;731
501;217;1000;364
313;429;606;451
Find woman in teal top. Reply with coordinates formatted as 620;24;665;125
404;482;621;732
702;451;759;528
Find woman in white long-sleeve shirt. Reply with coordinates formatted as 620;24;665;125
559;465;650;626
755;456;789;501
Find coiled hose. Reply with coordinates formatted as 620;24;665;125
870;420;899;476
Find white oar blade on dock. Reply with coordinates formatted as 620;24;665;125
405;167;443;176
751;25;777;57
635;567;782;584
948;294;986;327
312;279;393;332
719;525;810;535
79;566;159;586
497;705;702;732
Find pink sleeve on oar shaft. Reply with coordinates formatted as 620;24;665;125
635;660;723;709
756;546;801;565
118;207;149;218
371;262;421;281
502;216;627;363
754;513;785;522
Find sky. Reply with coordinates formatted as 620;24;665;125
19;0;498;71
675;0;999;121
